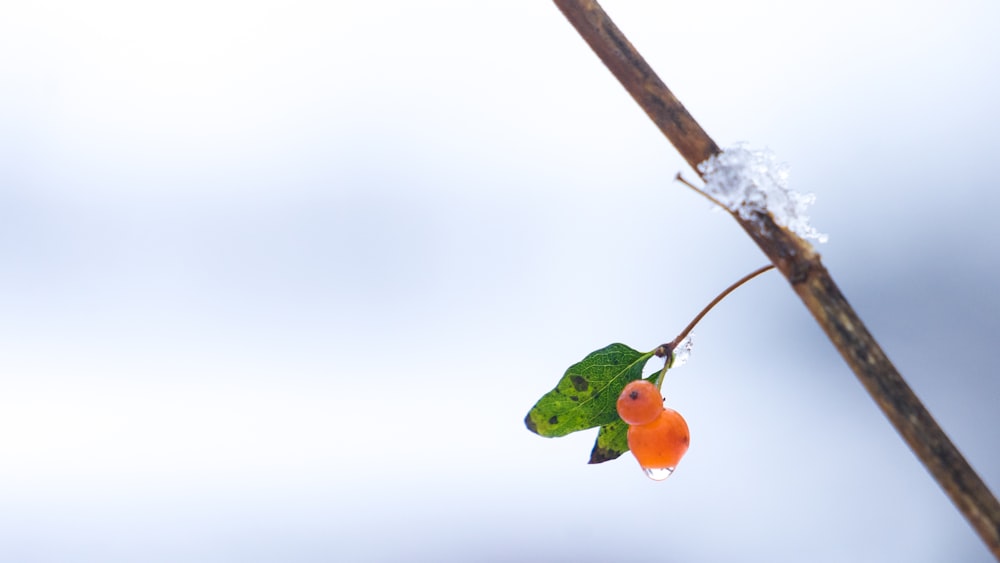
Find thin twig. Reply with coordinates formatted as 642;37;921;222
675;172;730;213
651;264;774;359
654;264;774;388
551;0;1000;559
669;264;774;350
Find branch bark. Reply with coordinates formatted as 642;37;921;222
551;0;1000;559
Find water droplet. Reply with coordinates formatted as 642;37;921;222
643;467;675;481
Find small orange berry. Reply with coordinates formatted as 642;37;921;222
627;408;690;477
616;380;664;425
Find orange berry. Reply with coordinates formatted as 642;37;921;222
616;380;664;425
627;408;690;477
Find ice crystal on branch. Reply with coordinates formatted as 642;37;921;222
670;335;694;368
697;143;828;243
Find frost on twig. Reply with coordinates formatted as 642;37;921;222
697;143;828;244
670;334;694;368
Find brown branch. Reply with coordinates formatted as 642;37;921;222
551;0;1000;559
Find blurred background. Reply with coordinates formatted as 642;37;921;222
2;1;999;561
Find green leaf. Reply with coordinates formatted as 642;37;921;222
589;419;629;464
524;343;655;438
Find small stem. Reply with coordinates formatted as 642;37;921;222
652;264;775;389
675;172;731;212
670;264;775;349
653;360;670;390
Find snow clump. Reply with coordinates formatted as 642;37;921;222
697;143;828;243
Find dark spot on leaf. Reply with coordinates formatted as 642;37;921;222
548;415;558;425
589;443;626;464
570;396;579;402
569;375;589;392
524;413;539;434
590;423;630;464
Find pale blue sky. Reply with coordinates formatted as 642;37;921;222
2;1;999;561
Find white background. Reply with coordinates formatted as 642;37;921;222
2;1;999;561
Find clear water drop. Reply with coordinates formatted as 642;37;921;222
643;467;675;481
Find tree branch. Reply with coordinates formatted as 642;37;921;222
551;0;1000;559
